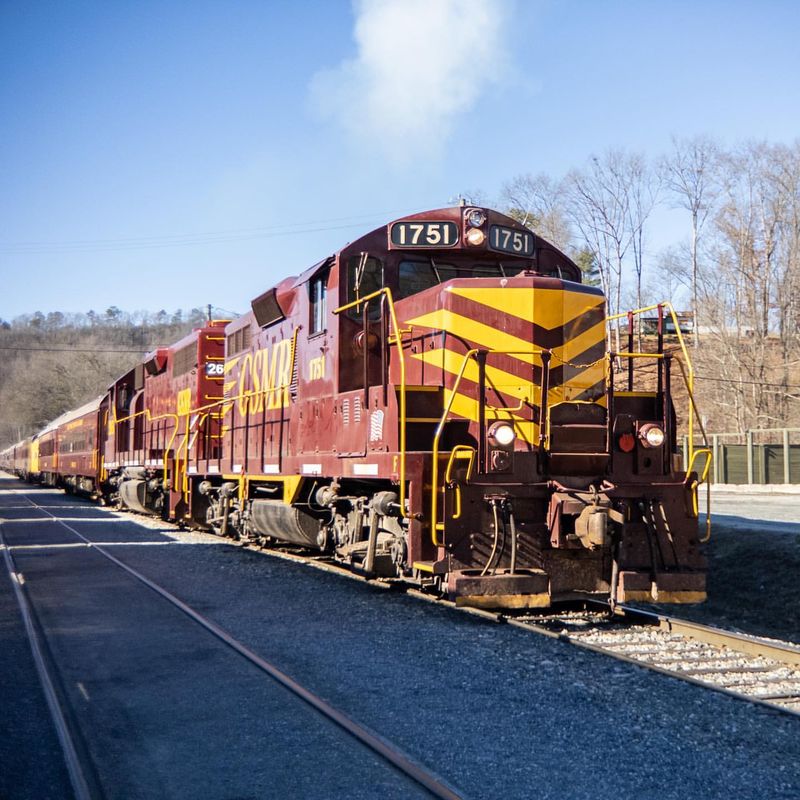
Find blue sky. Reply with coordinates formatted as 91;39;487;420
2;0;799;320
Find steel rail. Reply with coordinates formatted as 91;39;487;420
244;546;800;719
503;603;800;718
613;604;800;667
0;524;95;800
8;478;798;731
10;490;462;800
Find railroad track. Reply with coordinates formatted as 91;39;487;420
504;605;800;717
255;546;800;719
0;487;462;800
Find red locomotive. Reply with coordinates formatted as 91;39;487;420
1;206;710;608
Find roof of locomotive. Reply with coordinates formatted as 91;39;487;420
35;396;102;439
337;205;581;272
243;206;583;321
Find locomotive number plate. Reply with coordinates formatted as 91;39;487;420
488;225;534;256
390;221;458;248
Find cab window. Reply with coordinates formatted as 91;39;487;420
396;260;525;300
346;255;383;319
309;271;328;335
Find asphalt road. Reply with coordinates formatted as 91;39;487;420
2;477;799;799
701;486;800;533
0;483;430;800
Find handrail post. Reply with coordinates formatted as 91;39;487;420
381;294;388;407
362;300;369;406
656;303;664;396
783;428;790;485
627;311;634;391
712;434;719;484
477;350;487;474
538;351;552;464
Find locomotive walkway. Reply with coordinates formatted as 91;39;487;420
1;475;799;799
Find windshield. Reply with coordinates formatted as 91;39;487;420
396;260;526;300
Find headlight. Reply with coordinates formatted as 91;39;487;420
466;208;486;228
465;228;486;246
488;422;516;446
639;423;665;448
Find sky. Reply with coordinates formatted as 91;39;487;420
2;0;799;321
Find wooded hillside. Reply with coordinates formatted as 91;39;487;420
0;308;210;448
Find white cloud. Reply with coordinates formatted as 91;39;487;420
310;0;512;158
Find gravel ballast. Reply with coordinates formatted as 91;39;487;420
3;479;800;799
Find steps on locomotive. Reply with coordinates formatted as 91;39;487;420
403;386;445;451
547;402;609;474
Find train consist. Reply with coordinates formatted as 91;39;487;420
1;206;710;608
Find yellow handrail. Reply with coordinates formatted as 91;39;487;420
430;347;546;547
109;407;180;488
443;445;477;521
607;301;697;462
431;349;479;545
685;447;713;542
334;287;408;514
608;301;712;540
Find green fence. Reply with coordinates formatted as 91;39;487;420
683;429;800;484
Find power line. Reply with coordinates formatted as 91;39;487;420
0;205;445;255
0;346;152;353
696;374;800;390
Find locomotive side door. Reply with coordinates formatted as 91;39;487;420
337;254;385;457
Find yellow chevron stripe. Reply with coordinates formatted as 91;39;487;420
405;309;542;365
414;349;541;404
448;287;604;330
413;343;604;401
554;320;606;365
559;362;606;400
224;356;240;374
444;389;537;444
406;308;605;373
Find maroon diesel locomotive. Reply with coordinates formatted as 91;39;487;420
1;206;711;609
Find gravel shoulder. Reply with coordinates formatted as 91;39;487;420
3;478;800;799
81;528;800;799
639;491;800;644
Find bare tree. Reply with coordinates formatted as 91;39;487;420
626;152;661;317
696;140;800;431
501;173;573;252
660;135;719;344
566;150;638;349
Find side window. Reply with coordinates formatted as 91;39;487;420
309;272;328;335
346;256;383;319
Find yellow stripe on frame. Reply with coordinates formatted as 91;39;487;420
553;320;606;365
412;349;539;404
